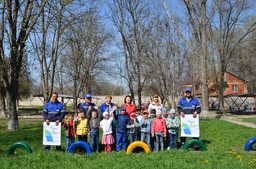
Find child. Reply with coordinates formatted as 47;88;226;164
161;108;169;149
100;111;115;153
74;111;88;152
150;109;156;120
149;109;156;150
116;107;130;152
63;113;75;151
166;109;180;149
139;110;152;150
136;107;143;122
127;112;139;144
152;110;166;151
88;110;102;153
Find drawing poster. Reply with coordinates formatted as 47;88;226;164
43;122;61;145
180;114;200;137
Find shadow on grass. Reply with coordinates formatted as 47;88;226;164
201;139;211;145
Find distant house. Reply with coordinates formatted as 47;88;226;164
183;71;248;96
207;71;247;96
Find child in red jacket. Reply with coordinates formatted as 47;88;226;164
63;113;75;151
152;110;166;151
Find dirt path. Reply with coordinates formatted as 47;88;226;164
221;115;256;128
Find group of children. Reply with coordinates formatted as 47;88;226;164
63;106;181;153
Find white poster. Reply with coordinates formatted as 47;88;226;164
43;122;61;145
180;114;200;137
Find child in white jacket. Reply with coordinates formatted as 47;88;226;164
100;111;114;153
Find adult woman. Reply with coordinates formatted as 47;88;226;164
148;94;163;113
122;95;136;117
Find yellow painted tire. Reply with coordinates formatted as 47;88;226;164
126;141;150;154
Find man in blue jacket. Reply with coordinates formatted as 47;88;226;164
177;88;201;149
79;93;98;118
43;92;65;151
116;107;130;152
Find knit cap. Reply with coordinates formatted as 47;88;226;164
170;109;176;114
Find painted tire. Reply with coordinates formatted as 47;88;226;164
183;139;207;151
7;142;32;156
67;141;92;155
244;138;256;151
126;141;150;154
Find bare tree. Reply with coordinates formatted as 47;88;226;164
163;0;209;116
144;17;187;108
109;0;155;107
209;0;256;112
29;0;73;104
61;7;111;110
0;0;46;130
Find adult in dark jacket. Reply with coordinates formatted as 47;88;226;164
177;88;201;149
99;95;118;142
79;93;98;118
43;92;65;151
116;107;130;152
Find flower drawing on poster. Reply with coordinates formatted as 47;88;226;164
180;115;200;137
43;122;61;145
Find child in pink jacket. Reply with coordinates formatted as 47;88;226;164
152;110;166;151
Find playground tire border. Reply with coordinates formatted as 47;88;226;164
183;139;207;151
126;141;150;154
244;137;256;151
7;142;32;156
67;141;92;155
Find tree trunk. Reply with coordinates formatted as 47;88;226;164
199;0;209;117
0;93;7;118
218;65;225;113
7;91;18;131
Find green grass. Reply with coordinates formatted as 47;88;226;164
1;118;256;169
239;118;256;124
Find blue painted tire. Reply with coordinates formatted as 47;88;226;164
67;141;92;155
7;142;32;156
244;138;256;151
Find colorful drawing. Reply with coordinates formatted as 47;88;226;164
44;129;53;141
182;123;191;135
43;122;61;145
180;115;200;137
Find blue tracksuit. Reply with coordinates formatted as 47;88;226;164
43;101;65;122
177;97;201;114
116;114;130;151
177;96;201;145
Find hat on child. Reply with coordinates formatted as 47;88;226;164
103;111;109;117
162;108;167;113
156;110;162;115
170;109;176;114
143;110;149;114
119;107;126;111
150;109;156;114
130;112;136;117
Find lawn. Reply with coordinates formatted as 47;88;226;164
239;118;256;124
1;118;256;169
